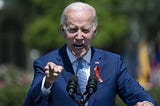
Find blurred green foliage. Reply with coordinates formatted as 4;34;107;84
22;0;160;53
24;0;69;51
0;65;32;106
23;0;129;52
88;0;129;49
0;85;29;106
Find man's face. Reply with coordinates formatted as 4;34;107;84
62;9;96;58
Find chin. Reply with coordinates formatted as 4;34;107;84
77;51;87;58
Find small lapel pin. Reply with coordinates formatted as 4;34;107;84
94;61;100;64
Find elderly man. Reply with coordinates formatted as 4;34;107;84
24;2;156;106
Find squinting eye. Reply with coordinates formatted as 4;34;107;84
81;29;90;34
68;28;78;33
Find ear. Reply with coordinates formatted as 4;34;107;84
61;25;64;32
61;25;66;37
93;29;97;38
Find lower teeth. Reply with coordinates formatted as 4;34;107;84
75;45;83;50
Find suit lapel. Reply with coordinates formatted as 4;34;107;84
90;47;103;76
59;45;75;83
89;47;104;106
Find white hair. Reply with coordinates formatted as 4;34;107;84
60;2;98;30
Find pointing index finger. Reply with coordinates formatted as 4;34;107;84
49;65;54;73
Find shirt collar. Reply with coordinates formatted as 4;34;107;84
66;47;91;64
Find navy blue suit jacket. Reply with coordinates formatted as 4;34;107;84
24;45;156;106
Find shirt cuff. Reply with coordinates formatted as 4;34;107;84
41;76;52;95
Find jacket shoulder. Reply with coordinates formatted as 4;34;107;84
33;49;60;66
94;48;121;59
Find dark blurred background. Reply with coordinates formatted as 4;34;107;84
0;0;160;105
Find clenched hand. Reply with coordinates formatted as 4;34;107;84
44;62;63;88
135;101;153;106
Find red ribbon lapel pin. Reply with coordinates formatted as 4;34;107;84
94;65;103;83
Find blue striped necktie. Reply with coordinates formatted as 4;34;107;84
76;58;87;94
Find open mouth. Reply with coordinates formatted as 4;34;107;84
73;44;85;50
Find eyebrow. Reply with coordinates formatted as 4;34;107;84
67;24;92;28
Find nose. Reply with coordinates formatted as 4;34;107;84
76;29;83;39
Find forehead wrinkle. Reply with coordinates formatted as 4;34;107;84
66;9;93;27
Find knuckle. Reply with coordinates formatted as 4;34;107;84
45;70;49;74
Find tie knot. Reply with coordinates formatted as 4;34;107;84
77;58;84;66
77;58;83;62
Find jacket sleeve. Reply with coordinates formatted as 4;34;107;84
23;59;49;106
116;56;156;106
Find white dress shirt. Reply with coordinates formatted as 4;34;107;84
67;47;91;79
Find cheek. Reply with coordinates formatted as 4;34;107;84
67;35;74;40
85;34;95;42
62;31;73;39
65;35;75;44
63;32;73;40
